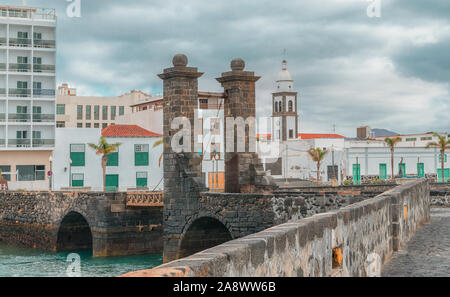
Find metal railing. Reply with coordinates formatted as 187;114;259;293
9;88;31;97
33;64;55;73
33;39;56;49
32;114;55;122
32;139;55;147
33;89;55;97
0;7;56;21
8;139;31;148
9;63;31;72
8;38;31;47
8;113;31;122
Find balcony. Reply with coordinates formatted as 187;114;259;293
8;113;31;122
0;63;6;71
33;39;56;49
32;114;55;122
9;63;31;72
33;64;55;73
33;89;55;98
9;88;31;97
0;88;5;96
32;139;55;147
8;139;31;148
0;7;56;21
0;37;6;46
0;113;5;122
8;38;31;48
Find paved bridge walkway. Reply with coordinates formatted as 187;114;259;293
382;208;450;277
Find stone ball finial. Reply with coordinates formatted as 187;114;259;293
173;54;188;67
230;58;245;71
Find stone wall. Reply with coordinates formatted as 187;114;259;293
430;183;450;207
0;191;163;257
123;180;430;277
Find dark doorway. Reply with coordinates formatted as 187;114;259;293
178;217;232;258
56;212;92;253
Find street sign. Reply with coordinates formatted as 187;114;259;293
47;171;53;177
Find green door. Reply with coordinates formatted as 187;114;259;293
105;174;119;192
379;164;387;180
417;163;425;178
437;168;450;183
353;164;361;185
398;163;406;178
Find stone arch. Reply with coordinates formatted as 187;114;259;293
178;214;233;259
56;211;93;253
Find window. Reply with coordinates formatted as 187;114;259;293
77;123;83;128
136;172;148;188
71;173;84;187
94;105;100;120
405;138;417;142
33;81;41;89
439;154;448;163
18;31;28;39
135;144;149;166
17;81;28;89
86;105;91;120
102;106;108;120
107;151;119;167
0;166;11;181
77;105;83;120
102;123;108;129
85;123;91;128
288;100;293;112
278;101;282;112
94;123;99;128
111;106;116;121
33;32;42;40
32;131;41;139
119;106;124;116
199;99;208;109
421;137;432;141
105;175;119;192
56;121;65;128
17;165;45;181
210;143;220;160
289;129;293;139
70;144;85;167
56;104;65;115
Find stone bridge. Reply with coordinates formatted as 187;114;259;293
0;191;163;257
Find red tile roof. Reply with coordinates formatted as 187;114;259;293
101;125;162;138
298;133;345;139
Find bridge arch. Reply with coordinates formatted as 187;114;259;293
56;211;93;253
178;214;233;259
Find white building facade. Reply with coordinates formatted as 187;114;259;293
0;6;56;190
53;126;163;191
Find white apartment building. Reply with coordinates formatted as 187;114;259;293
0;6;56;190
53;125;163;191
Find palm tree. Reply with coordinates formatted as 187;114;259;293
88;137;121;191
153;137;163;167
307;147;328;184
384;137;402;181
426;133;450;183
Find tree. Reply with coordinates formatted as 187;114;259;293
384;137;402;181
88;137;121;191
426;133;450;183
307;147;328;184
153;137;163;167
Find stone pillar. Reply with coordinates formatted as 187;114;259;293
216;58;268;193
158;54;207;263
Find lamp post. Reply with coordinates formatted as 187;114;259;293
68;158;72;188
49;155;53;191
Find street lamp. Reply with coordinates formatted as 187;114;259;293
68;158;72;188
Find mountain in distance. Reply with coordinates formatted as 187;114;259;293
371;128;398;137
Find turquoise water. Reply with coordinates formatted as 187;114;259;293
0;243;163;277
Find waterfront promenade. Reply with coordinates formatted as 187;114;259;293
382;208;450;277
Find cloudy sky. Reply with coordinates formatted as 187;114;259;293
8;0;449;136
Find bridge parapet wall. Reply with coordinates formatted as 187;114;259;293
124;180;430;277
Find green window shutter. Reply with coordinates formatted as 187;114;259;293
70;144;85;167
105;175;119;192
136;172;148;188
417;163;425;178
135;144;149;166
439;154;447;163
352;164;361;185
379;164;387;179
71;173;84;187
106;152;119;167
